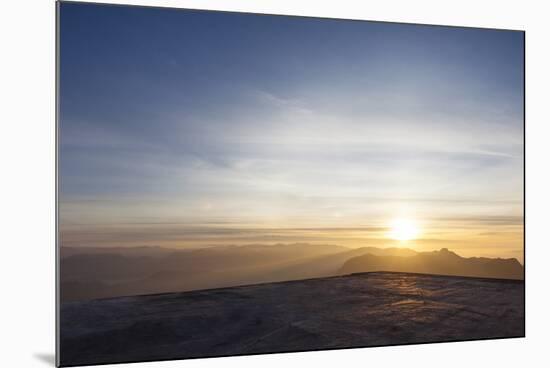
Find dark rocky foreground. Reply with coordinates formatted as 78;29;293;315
59;272;524;367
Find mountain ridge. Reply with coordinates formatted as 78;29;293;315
340;248;523;280
60;243;523;302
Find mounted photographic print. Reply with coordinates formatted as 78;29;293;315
56;1;525;366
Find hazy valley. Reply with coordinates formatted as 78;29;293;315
60;244;523;302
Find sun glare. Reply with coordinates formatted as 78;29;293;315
389;218;420;241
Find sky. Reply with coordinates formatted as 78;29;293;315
59;2;524;261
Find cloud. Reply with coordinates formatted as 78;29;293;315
59;11;523;263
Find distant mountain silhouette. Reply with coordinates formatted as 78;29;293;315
339;248;523;280
60;244;523;302
60;243;348;301
256;246;417;282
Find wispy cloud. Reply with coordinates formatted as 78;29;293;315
59;6;523;260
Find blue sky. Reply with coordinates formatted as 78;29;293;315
59;2;524;260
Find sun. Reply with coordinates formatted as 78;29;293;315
388;218;420;241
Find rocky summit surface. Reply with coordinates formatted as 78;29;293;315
60;272;524;366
